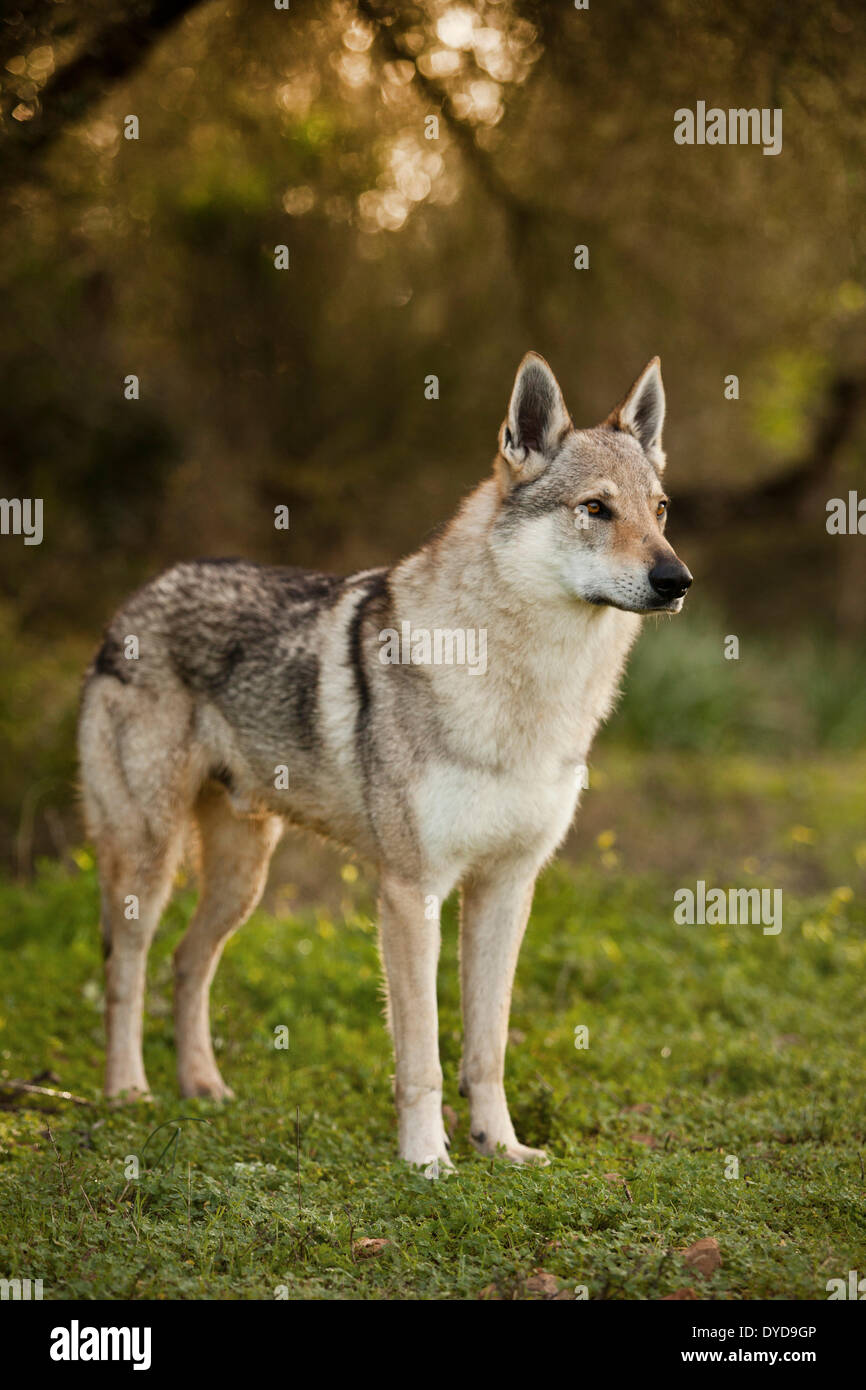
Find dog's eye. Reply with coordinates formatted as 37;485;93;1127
573;499;611;528
656;500;668;518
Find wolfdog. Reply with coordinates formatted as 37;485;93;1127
79;353;692;1169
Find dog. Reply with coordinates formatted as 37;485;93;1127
78;352;692;1169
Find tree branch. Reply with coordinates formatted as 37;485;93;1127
356;0;546;340
0;0;205;191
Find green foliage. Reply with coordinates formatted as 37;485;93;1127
751;348;829;456
616;611;866;753
0;606;85;865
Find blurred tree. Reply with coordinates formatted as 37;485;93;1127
1;0;865;858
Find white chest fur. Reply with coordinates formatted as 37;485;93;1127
410;602;639;881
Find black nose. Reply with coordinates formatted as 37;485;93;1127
648;557;693;601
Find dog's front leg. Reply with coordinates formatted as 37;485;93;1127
378;875;451;1171
459;864;548;1164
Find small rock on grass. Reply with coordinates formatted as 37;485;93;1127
680;1237;721;1277
353;1237;390;1259
524;1270;560;1299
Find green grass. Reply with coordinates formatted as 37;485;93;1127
1;761;865;1301
615;610;866;755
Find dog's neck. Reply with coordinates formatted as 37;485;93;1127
390;478;640;765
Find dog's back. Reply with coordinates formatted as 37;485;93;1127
80;557;393;858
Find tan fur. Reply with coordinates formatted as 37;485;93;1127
78;353;691;1169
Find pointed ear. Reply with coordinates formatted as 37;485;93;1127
498;352;572;483
608;357;666;472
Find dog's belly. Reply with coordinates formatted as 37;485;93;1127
412;759;581;879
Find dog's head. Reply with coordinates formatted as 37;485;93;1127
490;353;692;615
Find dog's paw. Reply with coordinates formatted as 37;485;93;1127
178;1073;235;1101
404;1150;455;1180
501;1142;549;1167
470;1131;549;1166
399;1130;454;1176
106;1084;153;1105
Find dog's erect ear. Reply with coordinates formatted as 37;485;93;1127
498;352;572;483
608;357;666;472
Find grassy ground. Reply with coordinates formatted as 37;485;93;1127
1;752;864;1300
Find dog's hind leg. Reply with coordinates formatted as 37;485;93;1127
100;834;183;1099
80;681;195;1100
174;786;282;1099
459;862;548;1165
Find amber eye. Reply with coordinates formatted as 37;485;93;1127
585;500;602;515
656;499;668;518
